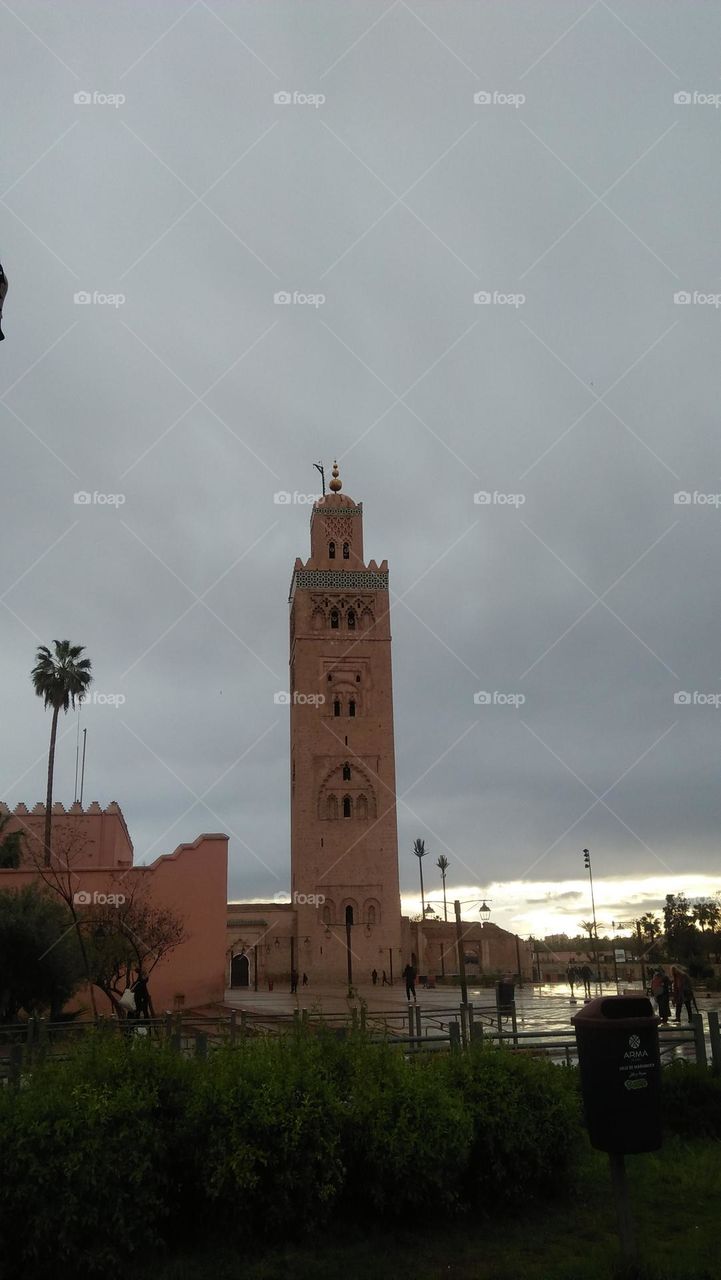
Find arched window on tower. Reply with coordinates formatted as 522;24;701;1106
329;541;336;560
342;795;352;818
367;904;376;926
347;609;355;630
345;904;354;926
356;794;368;820
349;699;356;717
327;794;338;820
343;542;350;560
333;699;341;717
342;762;351;781
322;903;331;925
330;609;339;630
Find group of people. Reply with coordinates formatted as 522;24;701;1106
566;962;594;999
650;965;697;1025
289;970;309;994
370;969;391;986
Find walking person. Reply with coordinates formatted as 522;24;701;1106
403;962;417;1003
580;964;593;999
671;966;694;1022
290;968;299;995
381;970;390;986
302;972;308;987
652;968;671;1025
567;962;577;998
132;971;150;1020
371;968;378;986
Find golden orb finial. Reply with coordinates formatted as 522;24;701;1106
329;459;342;492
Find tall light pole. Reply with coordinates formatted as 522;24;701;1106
413;838;427;919
583;848;601;993
437;853;449;922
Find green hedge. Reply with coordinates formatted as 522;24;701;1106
0;1032;579;1276
660;1061;721;1139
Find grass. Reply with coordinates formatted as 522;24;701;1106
129;1135;721;1280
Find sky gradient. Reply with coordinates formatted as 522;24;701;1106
2;1;720;937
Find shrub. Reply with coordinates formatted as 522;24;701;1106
661;1061;721;1139
0;1028;586;1273
0;1033;196;1277
339;1039;474;1216
437;1046;582;1205
189;1034;345;1238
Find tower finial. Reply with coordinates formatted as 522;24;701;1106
329;459;342;492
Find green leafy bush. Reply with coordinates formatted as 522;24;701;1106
437;1046;582;1205
339;1039;474;1215
0;1033;196;1277
661;1061;721;1139
0;1029;589;1274
189;1034;344;1238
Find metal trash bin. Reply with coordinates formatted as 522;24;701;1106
495;979;515;1015
572;995;661;1153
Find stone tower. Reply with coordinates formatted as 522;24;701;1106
289;462;402;984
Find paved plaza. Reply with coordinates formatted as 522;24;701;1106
222;980;720;1035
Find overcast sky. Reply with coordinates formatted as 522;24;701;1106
2;1;720;938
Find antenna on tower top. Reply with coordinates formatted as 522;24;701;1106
313;461;326;496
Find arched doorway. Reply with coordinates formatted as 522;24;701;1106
231;952;249;988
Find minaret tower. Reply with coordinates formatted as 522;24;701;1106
289;462;402;984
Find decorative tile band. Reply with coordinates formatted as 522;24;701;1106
293;570;389;591
312;506;362;518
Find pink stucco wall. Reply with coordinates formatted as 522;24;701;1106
0;814;228;1014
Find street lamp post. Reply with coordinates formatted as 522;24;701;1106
413;838;427;919
453;899;468;1009
583;848;601;994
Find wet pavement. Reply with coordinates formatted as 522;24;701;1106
222;981;718;1062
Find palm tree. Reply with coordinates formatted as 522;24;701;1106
31;641;92;865
437;853;449;922
412;838;427;920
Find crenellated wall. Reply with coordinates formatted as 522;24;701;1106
0;800;134;869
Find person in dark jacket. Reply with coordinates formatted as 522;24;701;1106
651;968;672;1024
403;963;417;1003
132;972;150;1019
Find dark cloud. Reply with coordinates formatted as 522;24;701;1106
2;3;720;929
